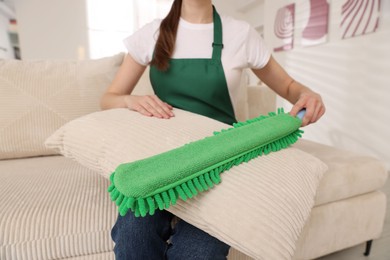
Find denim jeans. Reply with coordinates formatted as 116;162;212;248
111;210;230;260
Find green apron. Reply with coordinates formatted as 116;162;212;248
150;6;236;125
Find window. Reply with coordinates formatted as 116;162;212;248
86;0;172;59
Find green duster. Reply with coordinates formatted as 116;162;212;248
108;108;304;217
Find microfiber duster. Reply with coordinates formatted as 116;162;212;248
108;108;305;217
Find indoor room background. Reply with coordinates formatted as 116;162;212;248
1;0;389;169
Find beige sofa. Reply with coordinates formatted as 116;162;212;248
0;53;387;260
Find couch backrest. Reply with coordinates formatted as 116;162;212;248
0;53;125;160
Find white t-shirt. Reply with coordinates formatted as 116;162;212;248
123;15;271;116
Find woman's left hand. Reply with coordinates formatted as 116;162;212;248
251;56;325;127
289;90;325;127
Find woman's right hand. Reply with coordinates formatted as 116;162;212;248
125;95;174;119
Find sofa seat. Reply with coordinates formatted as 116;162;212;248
294;140;388;206
0;156;116;260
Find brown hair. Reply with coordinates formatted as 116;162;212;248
151;0;182;71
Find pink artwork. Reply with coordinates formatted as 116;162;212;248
341;0;380;39
302;0;330;47
273;4;295;52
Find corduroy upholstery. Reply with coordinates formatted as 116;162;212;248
0;156;116;259
0;54;387;260
0;53;124;160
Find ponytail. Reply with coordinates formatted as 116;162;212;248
151;0;182;71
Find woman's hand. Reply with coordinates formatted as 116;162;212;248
251;56;325;127
289;90;325;127
125;94;174;119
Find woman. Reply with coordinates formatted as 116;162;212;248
101;0;325;259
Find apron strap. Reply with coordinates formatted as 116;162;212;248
212;6;223;61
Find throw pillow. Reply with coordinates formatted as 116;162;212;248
45;108;327;260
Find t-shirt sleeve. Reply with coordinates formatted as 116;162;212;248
123;20;160;66
245;26;271;69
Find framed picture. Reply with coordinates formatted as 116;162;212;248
341;0;380;39
301;0;330;47
273;3;295;52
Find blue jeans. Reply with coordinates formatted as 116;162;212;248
111;210;230;260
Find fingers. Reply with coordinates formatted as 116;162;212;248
289;103;303;117
129;95;174;119
150;95;174;118
290;92;325;127
310;103;322;124
135;105;153;117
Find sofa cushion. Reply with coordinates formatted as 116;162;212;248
45;108;328;260
0;53;124;160
293;139;388;206
0;156;116;260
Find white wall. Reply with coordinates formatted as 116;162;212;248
14;0;89;60
0;3;15;59
242;0;390;168
213;0;244;19
0;15;13;59
239;2;265;29
13;0;171;60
